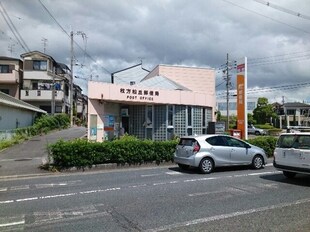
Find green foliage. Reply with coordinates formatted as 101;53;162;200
247;136;278;158
255;124;275;130
0;114;70;151
49;138;179;170
253;97;278;124
247;113;256;125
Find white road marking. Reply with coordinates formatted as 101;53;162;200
146;198;310;232
0;200;14;204
0;170;280;205
0;188;8;192
266;163;273;167
141;174;161;177
153;182;166;186
248;171;280;176
128;184;147;188
166;171;183;175
40;193;77;199
16;197;38;202
0;220;25;227
10;185;30;190
169;181;179;184
0;215;25;228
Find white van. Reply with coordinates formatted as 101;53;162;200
273;132;310;178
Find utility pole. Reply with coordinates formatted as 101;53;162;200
70;31;74;126
41;37;48;53
69;30;86;126
225;53;231;131
8;43;15;56
51;67;55;115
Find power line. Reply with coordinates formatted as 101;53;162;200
248;50;310;62
38;0;111;74
253;0;310;21
217;81;310;97
0;1;30;52
221;0;310;34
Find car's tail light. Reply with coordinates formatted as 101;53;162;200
193;143;200;153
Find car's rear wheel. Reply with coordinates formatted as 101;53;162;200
283;171;296;178
252;155;264;169
199;157;214;174
178;164;190;170
255;131;260;135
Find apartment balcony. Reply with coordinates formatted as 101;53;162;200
20;89;67;102
0;72;20;84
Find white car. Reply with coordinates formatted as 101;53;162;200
174;134;268;174
273;132;310;178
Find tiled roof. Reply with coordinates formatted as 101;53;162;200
284;102;310;108
0;91;47;114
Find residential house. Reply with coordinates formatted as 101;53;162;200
0;56;23;99
278;102;310;128
73;84;88;124
20;51;71;114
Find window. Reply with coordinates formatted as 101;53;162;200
225;137;247;148
146;105;153;127
168;105;174;126
0;65;10;73
32;82;38;90
187;106;192;126
286;109;296;115
206;136;226;146
33;60;47;71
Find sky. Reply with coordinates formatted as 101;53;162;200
0;0;309;103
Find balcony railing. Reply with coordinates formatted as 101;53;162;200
20;89;66;101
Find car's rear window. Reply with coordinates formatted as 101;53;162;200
277;135;310;150
178;138;196;146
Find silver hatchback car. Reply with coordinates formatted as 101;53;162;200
174;134;268;174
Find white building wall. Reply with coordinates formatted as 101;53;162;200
0;104;35;130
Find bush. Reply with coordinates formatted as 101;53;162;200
247;136;277;158
49;137;178;170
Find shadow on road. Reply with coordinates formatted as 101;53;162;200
169;165;254;175
260;173;310;187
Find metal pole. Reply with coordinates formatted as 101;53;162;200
226;53;230;131
70;31;74;126
51;66;55;115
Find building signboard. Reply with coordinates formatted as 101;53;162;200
236;57;248;140
119;87;160;102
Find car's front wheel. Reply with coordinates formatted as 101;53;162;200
199;157;214;174
283;171;296;178
252;155;264;169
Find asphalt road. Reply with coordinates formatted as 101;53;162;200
0;126;86;177
0;164;309;231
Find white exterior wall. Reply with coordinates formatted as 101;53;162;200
0;104;35;130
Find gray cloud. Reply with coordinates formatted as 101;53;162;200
1;0;309;102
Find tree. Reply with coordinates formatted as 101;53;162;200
253;97;278;124
248;113;256;125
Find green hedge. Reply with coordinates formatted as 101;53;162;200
247;136;277;158
49;135;178;170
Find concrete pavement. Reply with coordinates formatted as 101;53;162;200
0;126;86;178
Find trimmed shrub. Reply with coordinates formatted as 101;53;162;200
49;137;178;170
247;136;277;158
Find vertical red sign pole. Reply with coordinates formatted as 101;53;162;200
237;57;248;140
